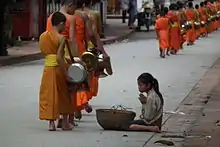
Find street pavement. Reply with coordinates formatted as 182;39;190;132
1;31;220;147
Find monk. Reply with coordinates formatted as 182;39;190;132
195;4;201;39
167;4;181;54
177;1;187;49
155;7;170;58
185;2;196;46
212;1;218;31
46;0;83;127
205;1;214;33
39;12;73;131
198;2;207;37
71;0;98;120
83;0;113;97
216;0;220;28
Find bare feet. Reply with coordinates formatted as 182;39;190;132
75;110;82;120
62;122;73;131
85;105;93;113
49;121;56;131
57;118;63;128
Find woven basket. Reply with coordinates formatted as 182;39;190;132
96;106;136;130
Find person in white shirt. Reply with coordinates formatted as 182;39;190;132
123;73;164;132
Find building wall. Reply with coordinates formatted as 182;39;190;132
29;0;39;38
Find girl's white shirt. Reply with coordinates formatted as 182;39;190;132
140;89;163;124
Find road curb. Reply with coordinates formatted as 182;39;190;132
0;29;135;67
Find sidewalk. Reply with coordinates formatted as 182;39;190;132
0;19;135;66
145;58;220;147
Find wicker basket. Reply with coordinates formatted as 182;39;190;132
96;106;136;130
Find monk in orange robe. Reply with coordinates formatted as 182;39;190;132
215;0;220;28
198;2;207;37
39;12;73;131
212;1;218;31
195;4;201;39
155;8;170;58
177;1;187;49
46;1;79;128
216;0;220;28
185;2;196;46
167;4;181;54
206;2;214;33
83;0;113;97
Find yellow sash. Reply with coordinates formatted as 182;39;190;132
171;22;178;28
88;41;95;48
45;54;58;67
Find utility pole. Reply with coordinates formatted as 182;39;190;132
0;1;8;56
100;0;105;38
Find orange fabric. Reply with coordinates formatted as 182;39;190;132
185;9;196;43
198;7;207;35
75;14;87;55
167;11;181;50
155;17;169;50
39;30;73;120
216;2;220;28
178;10;186;46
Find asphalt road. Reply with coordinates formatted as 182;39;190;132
0;30;220;147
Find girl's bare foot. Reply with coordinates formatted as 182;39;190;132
151;126;161;133
49;121;56;131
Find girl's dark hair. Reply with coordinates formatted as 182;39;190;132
137;73;164;105
51;11;67;26
195;4;199;9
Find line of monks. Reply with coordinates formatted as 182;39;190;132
39;0;111;131
155;0;220;58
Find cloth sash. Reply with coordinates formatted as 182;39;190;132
44;54;58;67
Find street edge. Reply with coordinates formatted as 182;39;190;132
0;29;135;67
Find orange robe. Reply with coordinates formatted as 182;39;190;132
155;17;169;50
167;11;181;51
39;30;72;120
206;5;214;33
216;2;220;28
195;10;201;38
185;9;196;43
198;7;207;35
178;10;187;47
47;13;87;111
84;10;100;98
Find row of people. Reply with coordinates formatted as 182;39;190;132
39;0;112;131
155;0;220;58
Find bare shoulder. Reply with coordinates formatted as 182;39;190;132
58;35;66;44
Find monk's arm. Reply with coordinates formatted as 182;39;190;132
57;37;67;76
85;18;97;47
69;16;80;57
90;17;109;57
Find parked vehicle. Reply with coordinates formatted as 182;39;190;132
136;1;157;32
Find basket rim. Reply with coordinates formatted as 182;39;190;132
96;108;136;113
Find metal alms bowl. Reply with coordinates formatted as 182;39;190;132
82;52;99;70
68;63;88;83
